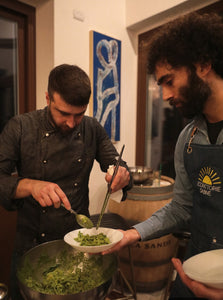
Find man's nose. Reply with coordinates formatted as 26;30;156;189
66;115;76;128
162;87;174;102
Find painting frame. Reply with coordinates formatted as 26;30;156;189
89;30;121;142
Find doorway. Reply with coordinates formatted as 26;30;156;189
0;0;36;291
0;17;18;131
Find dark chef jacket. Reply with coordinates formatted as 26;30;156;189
0;107;132;255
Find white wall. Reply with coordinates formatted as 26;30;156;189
126;0;187;28
36;0;54;109
19;0;219;214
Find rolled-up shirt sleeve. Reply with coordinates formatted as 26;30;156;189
134;125;194;241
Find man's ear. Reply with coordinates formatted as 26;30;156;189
45;92;50;105
195;62;212;78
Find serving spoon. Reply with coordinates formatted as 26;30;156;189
61;203;93;229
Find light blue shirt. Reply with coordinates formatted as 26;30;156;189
134;114;223;241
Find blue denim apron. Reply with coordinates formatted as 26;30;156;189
170;127;223;298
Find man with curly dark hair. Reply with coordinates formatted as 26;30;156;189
103;12;223;299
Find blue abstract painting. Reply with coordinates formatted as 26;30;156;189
90;31;121;142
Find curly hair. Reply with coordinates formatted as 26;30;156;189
48;64;91;106
147;12;223;78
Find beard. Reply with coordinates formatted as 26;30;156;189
47;106;75;136
173;70;211;119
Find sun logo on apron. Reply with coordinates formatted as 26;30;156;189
198;167;221;185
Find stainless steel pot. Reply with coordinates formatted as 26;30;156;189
17;240;117;300
129;166;153;185
0;283;8;300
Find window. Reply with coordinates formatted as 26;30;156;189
0;0;36;132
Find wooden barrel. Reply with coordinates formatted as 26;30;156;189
108;175;178;292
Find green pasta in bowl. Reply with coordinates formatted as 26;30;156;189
74;231;110;246
64;227;123;253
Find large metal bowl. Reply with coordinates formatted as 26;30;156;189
17;240;117;300
129;166;153;185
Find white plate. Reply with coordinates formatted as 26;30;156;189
183;249;223;289
64;227;123;253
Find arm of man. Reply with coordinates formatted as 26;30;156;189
93;120;133;196
172;258;223;300
15;178;71;209
0;115;71;210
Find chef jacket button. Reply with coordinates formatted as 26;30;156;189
213;237;217;243
43;160;47;164
74;182;78;187
78;132;81;137
41;233;45;237
42;209;46;213
77;158;82;162
45;132;50;137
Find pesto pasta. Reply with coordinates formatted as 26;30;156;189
74;231;110;246
18;249;116;295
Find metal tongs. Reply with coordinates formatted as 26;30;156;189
96;145;125;229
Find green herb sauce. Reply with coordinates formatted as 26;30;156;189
17;250;116;295
74;231;110;246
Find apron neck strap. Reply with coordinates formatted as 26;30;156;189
187;127;198;154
